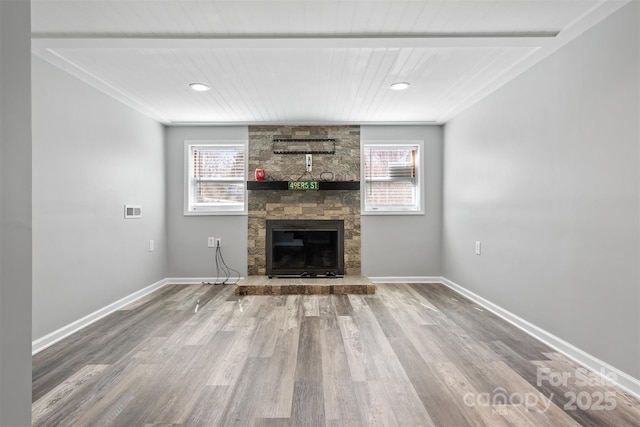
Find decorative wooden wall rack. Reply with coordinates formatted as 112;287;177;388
272;138;336;155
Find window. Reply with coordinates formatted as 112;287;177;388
185;141;247;215
361;141;423;214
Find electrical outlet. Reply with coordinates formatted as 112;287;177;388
215;237;222;247
306;154;312;172
149;240;154;252
208;237;216;248
475;241;481;255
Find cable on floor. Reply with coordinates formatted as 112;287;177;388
202;242;240;285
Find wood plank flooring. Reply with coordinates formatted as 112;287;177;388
32;283;640;426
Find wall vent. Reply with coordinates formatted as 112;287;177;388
124;204;142;219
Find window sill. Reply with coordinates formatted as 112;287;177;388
184;210;248;216
361;210;424;216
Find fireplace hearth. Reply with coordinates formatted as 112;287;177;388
266;219;344;278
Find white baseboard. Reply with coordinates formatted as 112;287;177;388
165;277;244;284
367;276;445;284
440;277;640;399
32;278;169;355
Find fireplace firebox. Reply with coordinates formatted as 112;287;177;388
266;219;344;278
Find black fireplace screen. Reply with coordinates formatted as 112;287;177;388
266;219;344;278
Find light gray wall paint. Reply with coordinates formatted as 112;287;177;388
361;125;443;277
166;126;248;277
443;2;639;379
32;56;168;340
167;125;443;278
0;1;32;424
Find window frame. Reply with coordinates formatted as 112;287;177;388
360;140;425;215
184;140;248;216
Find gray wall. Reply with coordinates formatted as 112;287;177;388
166;126;249;278
0;1;32;424
166;125;443;279
361;125;443;277
32;56;168;340
443;2;639;379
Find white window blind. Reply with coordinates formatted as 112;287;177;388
186;142;247;214
362;143;423;214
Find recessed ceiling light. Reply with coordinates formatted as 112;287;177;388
189;82;211;92
390;82;411;91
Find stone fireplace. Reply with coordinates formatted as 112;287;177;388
247;125;361;276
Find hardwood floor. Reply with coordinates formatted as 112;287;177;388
33;283;640;426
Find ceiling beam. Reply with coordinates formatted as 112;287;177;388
31;32;557;50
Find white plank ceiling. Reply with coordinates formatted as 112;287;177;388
31;0;629;125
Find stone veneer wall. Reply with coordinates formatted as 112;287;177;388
247;125;361;276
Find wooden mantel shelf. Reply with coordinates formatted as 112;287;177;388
247;181;360;191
